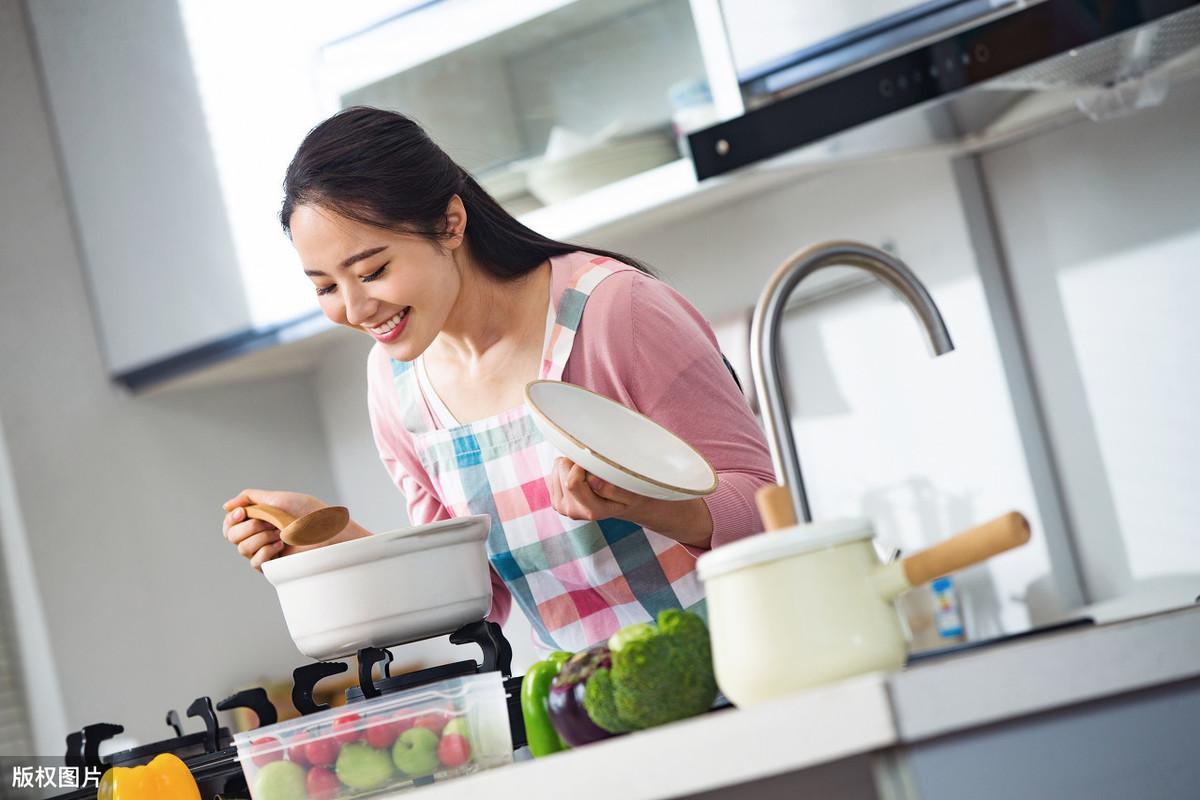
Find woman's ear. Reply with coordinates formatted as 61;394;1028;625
443;194;467;249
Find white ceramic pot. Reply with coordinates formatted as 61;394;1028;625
697;513;1029;706
262;515;492;661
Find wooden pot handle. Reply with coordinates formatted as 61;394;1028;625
902;511;1031;587
244;504;297;529
756;484;798;532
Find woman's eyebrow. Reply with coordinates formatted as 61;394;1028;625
304;246;388;277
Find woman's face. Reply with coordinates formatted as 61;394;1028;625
290;203;464;362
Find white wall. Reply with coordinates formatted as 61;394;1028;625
0;390;62;758
0;0;343;749
981;74;1200;601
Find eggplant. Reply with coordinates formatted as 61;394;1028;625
546;645;615;747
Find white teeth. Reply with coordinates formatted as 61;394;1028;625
368;308;408;335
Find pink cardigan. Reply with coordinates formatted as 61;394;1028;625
366;251;777;624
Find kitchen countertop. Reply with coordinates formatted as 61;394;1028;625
391;604;1200;799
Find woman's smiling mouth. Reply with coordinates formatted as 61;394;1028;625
367;307;410;343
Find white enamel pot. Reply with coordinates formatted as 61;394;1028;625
262;515;492;661
696;500;1029;707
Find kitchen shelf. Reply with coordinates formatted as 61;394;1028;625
126;315;353;396
323;0;721;236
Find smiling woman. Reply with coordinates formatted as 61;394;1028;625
221;107;776;653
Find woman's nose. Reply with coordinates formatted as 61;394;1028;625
342;284;378;327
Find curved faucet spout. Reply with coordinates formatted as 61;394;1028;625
749;241;955;525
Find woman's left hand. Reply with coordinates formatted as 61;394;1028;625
549;457;713;547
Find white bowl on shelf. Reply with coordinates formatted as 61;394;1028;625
525;132;679;205
524;380;717;501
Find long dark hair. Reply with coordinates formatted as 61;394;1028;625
280;106;650;278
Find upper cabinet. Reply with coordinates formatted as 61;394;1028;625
26;0;346;388
318;0;745;236
26;0;265;380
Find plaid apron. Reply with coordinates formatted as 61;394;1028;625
390;257;705;651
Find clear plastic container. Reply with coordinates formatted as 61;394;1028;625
233;672;512;799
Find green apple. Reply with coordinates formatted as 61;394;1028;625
336;742;394;790
253;760;306;800
392;726;440;776
442;717;472;742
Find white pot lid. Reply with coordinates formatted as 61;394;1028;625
697;517;875;582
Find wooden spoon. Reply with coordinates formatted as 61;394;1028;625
243;504;350;546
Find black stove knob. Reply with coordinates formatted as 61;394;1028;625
64;731;84;769
187;697;219;754
81;723;124;768
293;661;348;716
357;647;394;700
217;687;278;728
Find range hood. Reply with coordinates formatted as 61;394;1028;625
690;0;1200;179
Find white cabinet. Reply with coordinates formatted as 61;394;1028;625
319;0;743;226
26;0;336;389
718;0;930;79
25;0;268;379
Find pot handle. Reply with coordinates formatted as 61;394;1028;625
902;512;1031;588
756;484;797;531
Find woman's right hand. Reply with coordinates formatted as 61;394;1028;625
222;488;330;572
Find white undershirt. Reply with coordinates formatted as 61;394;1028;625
415;302;557;430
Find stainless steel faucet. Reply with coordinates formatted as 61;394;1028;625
749;241;956;525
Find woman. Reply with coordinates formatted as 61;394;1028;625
222;107;775;651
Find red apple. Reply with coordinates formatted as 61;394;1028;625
364;718;400;750
305;766;341;800
332;713;362;744
411;711;448;735
437;733;472;768
304;736;339;767
249;736;282;767
286;731;312;765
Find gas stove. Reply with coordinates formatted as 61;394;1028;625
51;620;525;800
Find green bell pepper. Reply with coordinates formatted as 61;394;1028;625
521;651;572;757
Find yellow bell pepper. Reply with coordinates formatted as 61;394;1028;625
98;753;200;800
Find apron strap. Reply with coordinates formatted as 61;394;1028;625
541;257;632;382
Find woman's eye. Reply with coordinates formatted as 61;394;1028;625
315;284;336;296
361;262;389;283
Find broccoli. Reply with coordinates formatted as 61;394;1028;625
581;609;717;732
